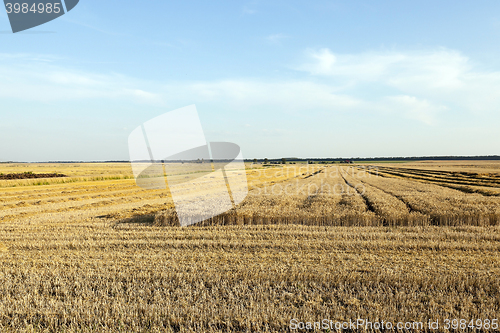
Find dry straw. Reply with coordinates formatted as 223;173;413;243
156;165;500;227
0;243;7;252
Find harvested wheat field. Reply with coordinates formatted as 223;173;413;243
0;161;500;332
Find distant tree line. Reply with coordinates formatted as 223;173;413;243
247;155;500;163
6;155;499;164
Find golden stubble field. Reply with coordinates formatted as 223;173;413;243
0;161;499;332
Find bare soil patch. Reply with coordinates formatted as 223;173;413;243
0;172;67;180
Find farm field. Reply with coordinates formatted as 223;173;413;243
0;161;499;331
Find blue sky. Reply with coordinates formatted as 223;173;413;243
1;0;500;161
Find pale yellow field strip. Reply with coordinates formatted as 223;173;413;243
0;164;315;224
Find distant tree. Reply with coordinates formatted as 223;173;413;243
264;158;268;164
281;158;286;164
253;158;258;164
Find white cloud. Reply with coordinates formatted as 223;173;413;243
0;56;361;113
296;47;500;122
383;95;447;126
299;48;337;75
2;48;500;129
168;80;361;112
0;60;161;104
162;80;450;126
298;48;407;79
298;48;473;88
2;49;500;160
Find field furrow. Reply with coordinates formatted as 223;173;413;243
340;167;430;226
1;162;500;331
353;167;500;225
155;166;378;226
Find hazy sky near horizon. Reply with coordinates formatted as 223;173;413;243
1;0;500;161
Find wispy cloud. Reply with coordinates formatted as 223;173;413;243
178;80;361;111
243;6;257;15
265;33;289;44
0;53;62;62
0;57;161;104
383;95;447;126
2;49;500;160
2;48;500;129
296;47;500;123
60;17;125;36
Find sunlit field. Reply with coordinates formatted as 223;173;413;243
0;161;499;332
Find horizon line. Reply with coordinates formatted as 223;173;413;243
2;155;500;163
